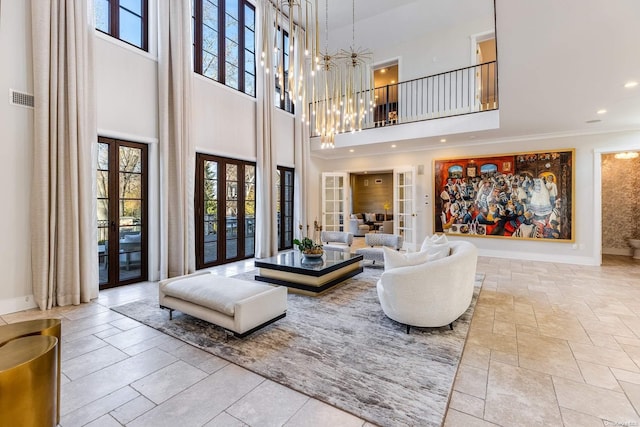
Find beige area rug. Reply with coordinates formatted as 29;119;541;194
112;267;484;427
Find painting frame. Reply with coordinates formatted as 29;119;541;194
433;149;574;242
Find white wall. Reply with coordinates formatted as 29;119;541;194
0;0;35;313
311;130;640;266
327;0;495;81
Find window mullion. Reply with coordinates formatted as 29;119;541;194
218;0;225;84
238;1;245;93
194;0;203;75
111;0;120;40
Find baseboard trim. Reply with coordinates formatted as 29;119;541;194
478;249;598;266
0;295;38;316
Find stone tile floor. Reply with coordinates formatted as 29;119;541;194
2;246;640;426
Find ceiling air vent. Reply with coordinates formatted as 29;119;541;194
9;89;35;108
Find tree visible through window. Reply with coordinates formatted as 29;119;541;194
95;0;148;51
193;0;256;97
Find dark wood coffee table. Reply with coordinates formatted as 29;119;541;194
254;251;364;295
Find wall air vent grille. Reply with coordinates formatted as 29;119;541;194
9;89;35;108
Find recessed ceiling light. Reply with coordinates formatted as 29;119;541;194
349;149;354;153
440;138;447;143
390;80;396;84
624;81;638;88
597;109;607;115
380;68;386;73
615;151;639;159
391;144;397;148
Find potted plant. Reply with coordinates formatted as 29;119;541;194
294;223;324;258
293;237;324;257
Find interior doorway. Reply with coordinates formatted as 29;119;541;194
373;62;399;126
471;31;497;110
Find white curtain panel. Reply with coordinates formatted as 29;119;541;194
293;26;310;236
255;1;278;258
31;0;98;309
158;0;195;278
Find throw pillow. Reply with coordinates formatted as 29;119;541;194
383;246;431;270
420;233;450;260
420;233;449;251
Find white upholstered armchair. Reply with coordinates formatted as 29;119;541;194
376;240;478;333
320;231;354;253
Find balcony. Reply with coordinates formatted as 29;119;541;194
309;61;498;140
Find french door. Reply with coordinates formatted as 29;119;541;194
322;172;348;232
97;138;148;289
195;154;256;269
277;166;295;250
394;167;417;250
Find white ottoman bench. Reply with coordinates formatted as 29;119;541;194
159;271;287;338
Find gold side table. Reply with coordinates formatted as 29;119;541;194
0;319;62;425
0;335;58;427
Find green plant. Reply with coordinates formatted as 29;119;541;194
293;237;323;254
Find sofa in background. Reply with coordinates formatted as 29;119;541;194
376;240;478;333
349;218;370;236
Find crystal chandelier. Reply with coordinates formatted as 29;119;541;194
261;0;319;122
312;0;341;149
336;0;373;134
312;0;374;148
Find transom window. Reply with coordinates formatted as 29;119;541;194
95;0;148;51
192;0;256;97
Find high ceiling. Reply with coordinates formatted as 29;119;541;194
313;0;640;158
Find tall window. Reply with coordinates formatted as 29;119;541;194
95;0;148;51
195;154;256;269
274;28;294;113
277;166;295;250
193;0;256;97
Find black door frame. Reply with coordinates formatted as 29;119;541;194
98;137;148;289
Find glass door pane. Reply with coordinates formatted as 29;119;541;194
204;160;218;264
118;146;143;281
322;172;348;232
97;142;110;285
394;167;416;250
225;164;239;259
245;165;255;257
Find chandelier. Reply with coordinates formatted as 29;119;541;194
312;0;341;148
310;0;374;148
335;0;373;134
260;0;374;149
261;0;319;121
